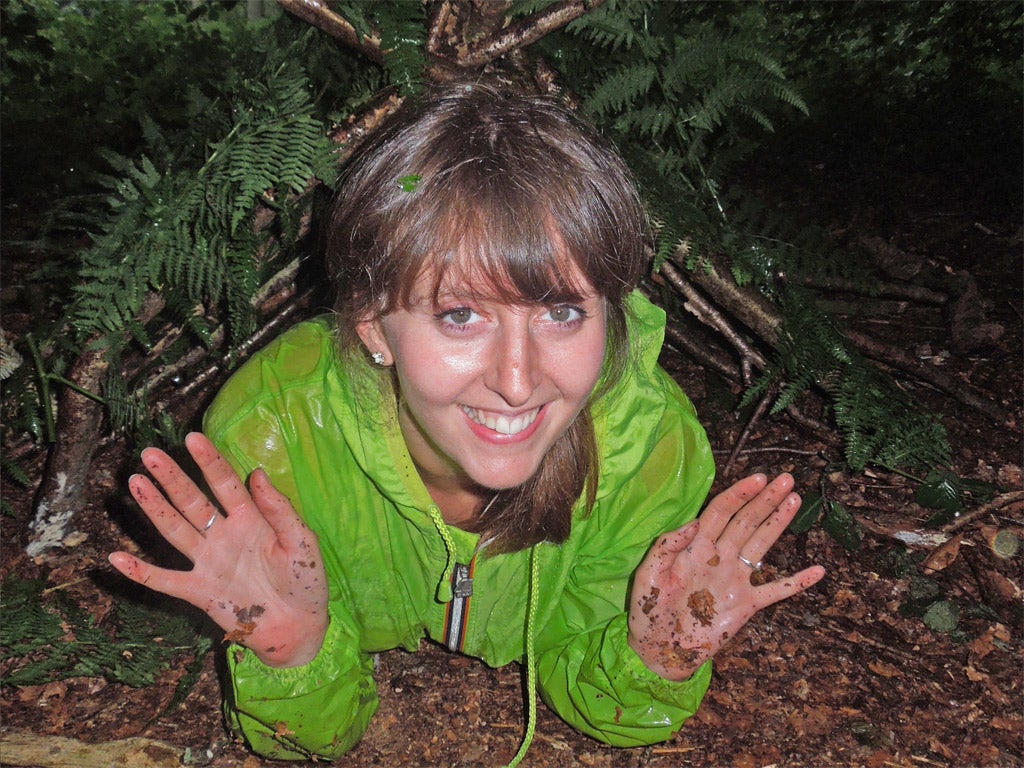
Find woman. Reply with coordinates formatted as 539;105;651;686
109;81;825;764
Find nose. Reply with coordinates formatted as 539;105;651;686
485;320;540;408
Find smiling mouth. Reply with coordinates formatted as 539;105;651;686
461;406;541;436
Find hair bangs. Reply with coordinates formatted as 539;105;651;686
388;177;597;313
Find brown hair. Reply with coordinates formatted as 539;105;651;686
325;80;649;551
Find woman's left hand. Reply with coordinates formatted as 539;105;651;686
628;473;826;681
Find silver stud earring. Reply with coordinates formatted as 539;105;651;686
371;351;386;366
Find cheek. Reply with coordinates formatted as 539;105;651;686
435;347;480;376
553;334;606;400
393;343;474;407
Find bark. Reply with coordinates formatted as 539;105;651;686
25;344;108;557
276;0;383;63
0;730;181;768
26;293;165;557
459;0;607;68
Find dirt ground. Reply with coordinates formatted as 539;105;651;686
2;160;1021;768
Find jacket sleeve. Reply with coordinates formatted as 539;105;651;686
535;371;716;746
203;356;379;761
224;602;378;760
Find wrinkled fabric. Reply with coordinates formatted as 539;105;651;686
204;291;716;760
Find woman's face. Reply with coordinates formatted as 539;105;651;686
357;263;607;495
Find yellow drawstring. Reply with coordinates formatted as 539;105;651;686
427;504;457;603
426;501;539;767
504;544;539;768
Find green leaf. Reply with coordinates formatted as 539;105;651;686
916;469;999;527
922;600;960;633
915;469;963;513
397;174;422;193
789;490;824;533
899;574;943;617
821;499;862;551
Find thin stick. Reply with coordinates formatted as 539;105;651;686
460;0;607;67
942;490;1024;533
722;385;776;477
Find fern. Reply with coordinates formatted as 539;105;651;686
833;366;952;473
366;2;426;94
69;56;333;353
0;578;211;688
563;0;659;54
552;3;951;475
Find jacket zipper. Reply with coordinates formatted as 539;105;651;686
443;556;476;652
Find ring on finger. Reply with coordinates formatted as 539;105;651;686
738;554;763;571
203;512;219;531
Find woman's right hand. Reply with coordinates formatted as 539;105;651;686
109;432;329;668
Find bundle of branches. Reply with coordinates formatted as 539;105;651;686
5;0;1005;556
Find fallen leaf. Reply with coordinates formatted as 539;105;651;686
968;623;1010;660
922;533;963;573
868;659;901;678
965;665;988;682
991;715;1021;731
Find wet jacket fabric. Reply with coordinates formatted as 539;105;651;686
203;291;716;761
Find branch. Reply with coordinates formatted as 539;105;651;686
662;322;740;381
460;0;607;68
26;293;166;557
276;0;383;63
722;384;777;477
845;328;1007;423
685;253;782;347
657;259;768;377
942;490;1024;533
800;275;948;305
0;730;181;768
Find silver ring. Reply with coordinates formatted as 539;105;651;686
738;554;762;571
203;512;219;531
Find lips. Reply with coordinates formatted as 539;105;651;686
460;405;541;436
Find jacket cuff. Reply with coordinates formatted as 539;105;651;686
229;612;341;686
608;612;713;710
226;610;377;760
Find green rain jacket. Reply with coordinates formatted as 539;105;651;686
203;291;716;760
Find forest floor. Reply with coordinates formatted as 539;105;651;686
2;156;1021;768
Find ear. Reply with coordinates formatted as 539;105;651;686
355;318;394;366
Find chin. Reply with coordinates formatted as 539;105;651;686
468;461;544;491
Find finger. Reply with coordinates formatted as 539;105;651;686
249;469;313;551
140;445;221;532
697;473;769;541
752;565;826;611
185;432;254;519
636;520;701;583
128;473;203;554
718;473;796;549
108;551;203;605
739;491;802;564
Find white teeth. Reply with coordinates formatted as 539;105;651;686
462;406;540;435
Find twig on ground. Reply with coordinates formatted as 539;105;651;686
722;385;777;477
846;329;1006;423
942;490;1024;533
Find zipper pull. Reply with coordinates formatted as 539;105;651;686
452;563;473;598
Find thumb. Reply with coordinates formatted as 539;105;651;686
249;469;316;550
637;519;701;582
654;519;701;556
